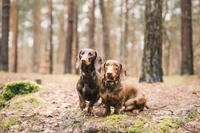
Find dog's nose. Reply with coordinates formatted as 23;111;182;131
107;72;112;77
81;59;86;63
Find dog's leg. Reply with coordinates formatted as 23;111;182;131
104;105;111;116
114;103;123;115
78;92;86;110
87;100;95;116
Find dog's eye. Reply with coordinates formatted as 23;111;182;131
88;52;93;56
105;64;108;67
81;52;85;55
115;64;119;68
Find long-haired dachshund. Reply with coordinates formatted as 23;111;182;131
75;48;102;115
99;60;149;116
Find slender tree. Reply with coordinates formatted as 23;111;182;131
74;1;79;74
88;0;95;49
119;0;124;62
33;0;41;72
47;0;53;74
0;0;10;71
100;0;110;61
139;0;163;83
11;0;18;72
181;0;194;75
64;0;74;73
123;0;129;66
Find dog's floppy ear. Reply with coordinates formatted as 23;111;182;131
75;50;82;69
94;51;102;70
99;62;106;78
120;63;126;80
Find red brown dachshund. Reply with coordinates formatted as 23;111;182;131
98;60;148;115
75;48;102;115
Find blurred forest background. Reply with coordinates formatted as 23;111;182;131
0;0;200;77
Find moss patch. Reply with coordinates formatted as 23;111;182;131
128;119;144;133
0;81;41;108
183;110;197;122
159;116;181;133
1;116;21;130
128;116;181;133
7;96;43;111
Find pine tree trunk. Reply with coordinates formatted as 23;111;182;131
74;1;79;74
119;0;124;62
33;0;41;72
64;0;73;73
88;0;95;49
48;0;53;74
11;0;18;72
181;0;194;75
0;0;10;71
123;0;129;66
100;0;110;61
139;0;163;83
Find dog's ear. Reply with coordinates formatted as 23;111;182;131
94;51;102;70
120;63;126;80
99;62;106;78
75;50;82;69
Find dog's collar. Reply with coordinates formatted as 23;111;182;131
102;77;120;89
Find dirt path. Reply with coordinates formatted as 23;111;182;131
0;73;200;132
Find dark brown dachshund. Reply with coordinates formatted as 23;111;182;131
76;48;102;115
98;60;148;115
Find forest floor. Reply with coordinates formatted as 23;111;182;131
0;73;200;133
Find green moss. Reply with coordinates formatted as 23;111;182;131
2;116;21;130
159;116;181;133
128;119;144;133
0;96;6;108
1;81;41;101
184;110;197;122
8;96;43;110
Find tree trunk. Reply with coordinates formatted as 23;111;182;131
99;0;110;61
139;0;163;83
181;0;194;75
123;0;129;66
74;1;79;74
11;0;18;72
33;0;41;72
119;0;124;62
48;0;53;74
0;0;10;71
88;0;95;49
64;0;73;73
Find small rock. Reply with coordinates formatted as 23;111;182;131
54;123;60;127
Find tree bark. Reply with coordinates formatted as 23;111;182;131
123;0;129;66
0;0;10;71
64;0;74;73
88;0;95;49
181;0;194;75
48;0;53;74
74;1;79;74
139;0;163;83
11;0;18;72
119;0;124;62
33;0;41;72
100;0;110;61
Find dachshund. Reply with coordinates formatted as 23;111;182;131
75;48;102;115
98;60;149;115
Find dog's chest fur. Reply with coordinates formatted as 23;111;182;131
100;85;125;106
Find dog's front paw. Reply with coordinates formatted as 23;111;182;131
132;109;140;115
80;100;86;110
104;109;111;116
86;107;94;116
